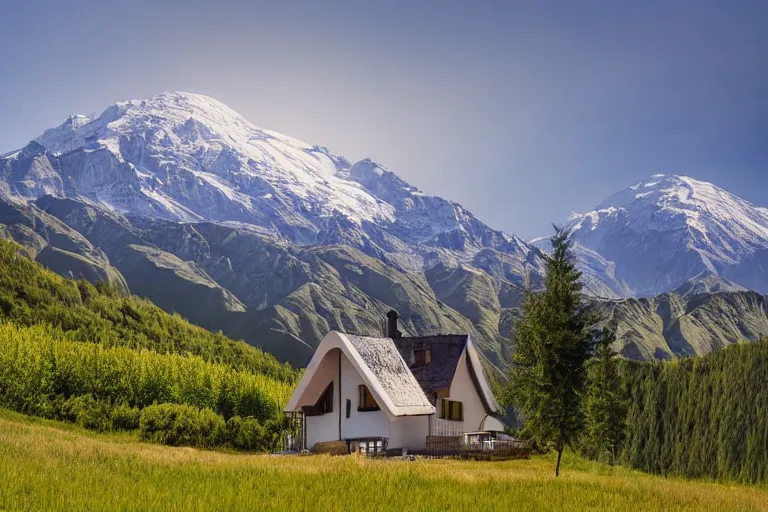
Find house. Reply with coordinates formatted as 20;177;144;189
284;311;505;454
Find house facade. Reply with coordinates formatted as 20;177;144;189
284;311;505;453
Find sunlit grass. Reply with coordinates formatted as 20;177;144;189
1;409;766;512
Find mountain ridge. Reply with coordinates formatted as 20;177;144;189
1;92;767;366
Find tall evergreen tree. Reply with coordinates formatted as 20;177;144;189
505;227;594;476
582;328;628;465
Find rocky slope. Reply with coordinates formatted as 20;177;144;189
599;290;768;360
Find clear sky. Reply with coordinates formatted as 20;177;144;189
1;0;766;239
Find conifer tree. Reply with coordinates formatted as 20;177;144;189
506;227;594;476
582;328;627;465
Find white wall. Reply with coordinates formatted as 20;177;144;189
443;348;491;433
297;348;430;451
340;350;390;439
389;416;429;450
297;348;340;448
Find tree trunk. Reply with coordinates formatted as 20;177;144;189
555;446;563;477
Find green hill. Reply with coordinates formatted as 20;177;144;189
0;239;298;451
0;238;296;381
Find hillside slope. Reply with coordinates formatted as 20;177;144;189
0;238;295;380
599;290;768;360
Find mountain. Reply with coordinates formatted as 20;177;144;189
597;290;768;360
2;92;767;366
541;174;768;297
0;91;550;369
2;92;544;285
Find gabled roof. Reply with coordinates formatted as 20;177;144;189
284;331;434;417
394;334;502;416
464;337;503;415
393;335;468;398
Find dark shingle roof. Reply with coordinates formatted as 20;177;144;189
392;335;469;399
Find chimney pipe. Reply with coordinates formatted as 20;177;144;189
386;310;401;339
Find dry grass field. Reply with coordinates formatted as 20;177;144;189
0;408;766;512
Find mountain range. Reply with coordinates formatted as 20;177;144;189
1;91;766;367
545;174;768;298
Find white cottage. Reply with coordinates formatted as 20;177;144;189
284;311;505;454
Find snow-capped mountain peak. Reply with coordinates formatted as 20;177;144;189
561;174;768;296
31;91;398;226
1;91;545;284
570;175;768;253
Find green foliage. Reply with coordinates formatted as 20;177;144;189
0;322;293;450
60;394;114;432
227;416;269;451
0;322;292;420
582;328;628;465
0;240;297;382
111;403;141;431
139;403;226;448
619;340;768;484
505;227;595;476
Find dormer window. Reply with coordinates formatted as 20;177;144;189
413;348;431;367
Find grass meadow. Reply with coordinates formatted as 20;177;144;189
1;409;766;512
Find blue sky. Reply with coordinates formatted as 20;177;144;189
1;0;766;239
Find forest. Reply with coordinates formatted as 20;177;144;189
619;341;768;484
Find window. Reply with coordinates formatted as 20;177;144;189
358;439;385;455
439;399;464;421
413;348;431;367
346;399;351;419
358;385;380;411
302;381;333;416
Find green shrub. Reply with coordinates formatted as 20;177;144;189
0;323;290;424
60;395;113;432
139;403;226;448
227;416;268;451
111;403;141;431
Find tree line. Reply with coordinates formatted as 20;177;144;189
504;227;767;484
619;341;768;483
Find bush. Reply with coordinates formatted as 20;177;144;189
227;416;269;451
139;403;226;448
60;394;113;432
111;403;141;431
